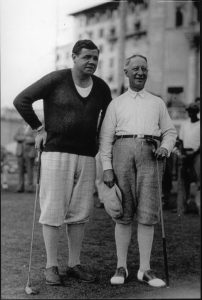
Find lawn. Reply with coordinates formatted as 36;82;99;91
1;181;200;299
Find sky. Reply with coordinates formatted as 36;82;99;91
1;0;109;109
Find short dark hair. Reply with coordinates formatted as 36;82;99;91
186;102;199;113
72;39;99;55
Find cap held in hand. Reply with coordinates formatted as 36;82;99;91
102;183;123;219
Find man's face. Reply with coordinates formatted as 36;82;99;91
72;48;99;76
125;56;148;91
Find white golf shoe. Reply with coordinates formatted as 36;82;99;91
110;267;128;285
137;269;166;287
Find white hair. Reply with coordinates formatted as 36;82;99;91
124;54;148;71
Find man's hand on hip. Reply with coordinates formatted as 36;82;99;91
35;130;47;151
154;147;168;159
103;169;115;188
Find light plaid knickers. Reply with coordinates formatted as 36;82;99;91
39;152;96;226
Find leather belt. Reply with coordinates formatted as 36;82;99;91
115;134;161;141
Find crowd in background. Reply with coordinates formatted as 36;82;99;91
1;122;37;193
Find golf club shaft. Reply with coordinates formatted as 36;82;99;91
26;151;42;286
156;158;169;287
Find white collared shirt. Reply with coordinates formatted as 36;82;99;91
179;119;200;151
99;88;177;170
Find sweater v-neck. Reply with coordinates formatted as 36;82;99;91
68;69;94;101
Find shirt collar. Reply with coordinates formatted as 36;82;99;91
128;87;145;99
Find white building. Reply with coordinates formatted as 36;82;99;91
55;0;200;131
55;43;73;70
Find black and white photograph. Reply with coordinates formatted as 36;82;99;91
1;0;200;299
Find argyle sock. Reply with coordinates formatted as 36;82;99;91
137;223;154;272
66;223;85;268
42;224;60;268
115;223;132;269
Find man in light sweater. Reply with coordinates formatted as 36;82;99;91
13;40;112;286
99;54;177;286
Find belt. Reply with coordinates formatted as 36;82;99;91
115;134;161;141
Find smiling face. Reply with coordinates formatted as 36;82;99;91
124;56;148;91
72;48;99;76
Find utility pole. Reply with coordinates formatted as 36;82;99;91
117;0;127;95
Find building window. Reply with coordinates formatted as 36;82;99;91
110;27;116;36
112;9;118;19
108;75;114;82
95;12;100;22
99;28;104;38
175;7;183;27
99;45;103;53
134;21;141;31
88;31;93;39
167;87;184;106
56;54;60;61
129;2;135;13
86;18;90;26
110;42;115;51
106;9;112;19
109;58;114;68
193;1;199;21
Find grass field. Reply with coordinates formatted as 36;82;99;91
1;179;200;299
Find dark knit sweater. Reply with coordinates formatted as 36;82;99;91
13;69;112;157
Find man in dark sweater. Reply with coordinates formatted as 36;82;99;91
13;40;112;286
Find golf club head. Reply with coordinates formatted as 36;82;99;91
25;285;39;295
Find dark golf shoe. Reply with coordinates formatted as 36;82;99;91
44;266;62;286
137;269;166;287
66;265;96;282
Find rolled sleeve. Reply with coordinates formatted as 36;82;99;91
159;102;177;155
99;101;117;170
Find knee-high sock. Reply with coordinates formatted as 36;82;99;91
66;223;85;268
42;224;60;268
115;223;132;269
137;223;154;272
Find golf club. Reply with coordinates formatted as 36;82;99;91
25;150;42;295
97;109;103;135
156;157;170;288
176;150;185;217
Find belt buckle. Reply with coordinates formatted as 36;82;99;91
137;134;144;139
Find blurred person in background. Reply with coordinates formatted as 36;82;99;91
195;97;200;119
1;145;9;190
13;39;112;286
178;102;200;213
14;122;37;193
100;54;177;286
